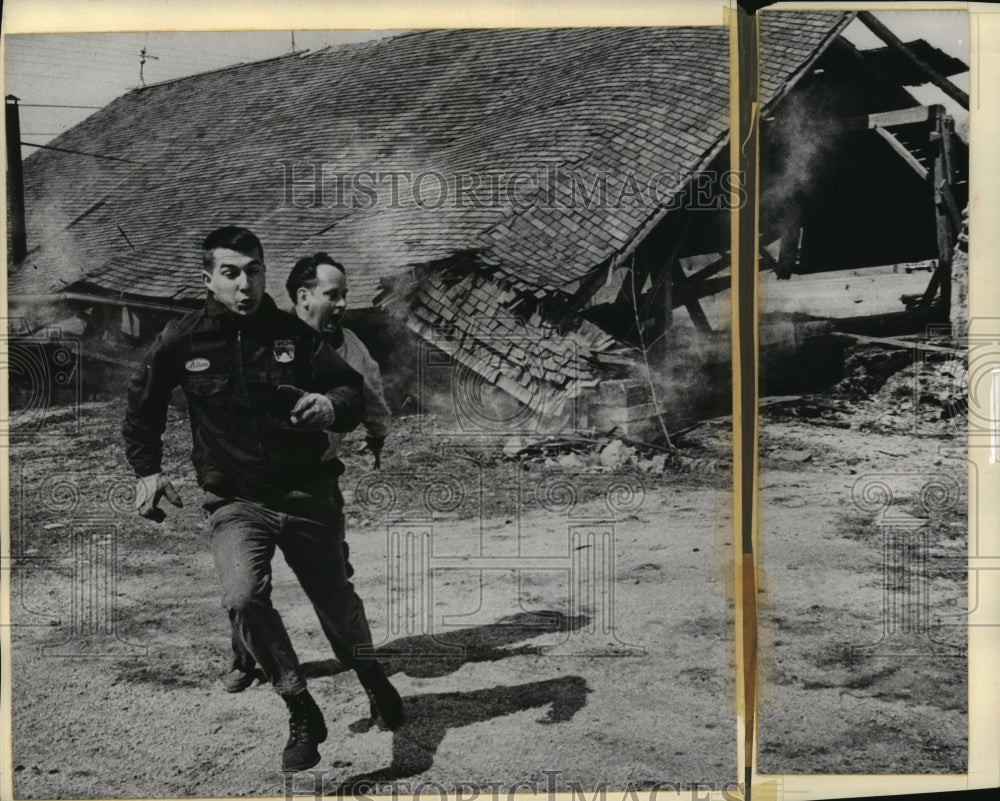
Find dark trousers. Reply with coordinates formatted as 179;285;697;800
207;494;374;696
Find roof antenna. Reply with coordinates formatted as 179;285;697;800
290;31;296;53
139;38;159;87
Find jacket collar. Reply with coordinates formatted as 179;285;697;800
322;324;345;349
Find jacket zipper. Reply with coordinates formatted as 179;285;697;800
237;328;246;393
237;327;271;490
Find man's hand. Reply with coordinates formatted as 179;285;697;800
135;472;183;522
278;384;337;429
287;390;336;429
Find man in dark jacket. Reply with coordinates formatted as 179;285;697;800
224;252;406;735
122;226;401;773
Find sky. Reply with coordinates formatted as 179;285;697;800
2;11;972;158
3;30;395;156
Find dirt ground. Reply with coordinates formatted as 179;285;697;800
755;360;968;774
8;403;735;798
6;350;968;797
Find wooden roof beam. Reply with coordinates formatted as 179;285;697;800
856;11;969;110
868;106;931;128
873;125;929;181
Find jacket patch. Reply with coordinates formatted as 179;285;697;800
273;339;295;363
185;358;210;372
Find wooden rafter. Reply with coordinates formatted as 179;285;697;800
670;259;713;333
633;213;698;334
672;275;731;308
559;259;615;326
857;11;969;110
872;125;929;181
685;252;730;284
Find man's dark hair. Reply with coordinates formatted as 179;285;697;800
286;252;347;303
201;226;264;270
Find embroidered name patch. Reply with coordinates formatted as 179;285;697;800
185;358;210;372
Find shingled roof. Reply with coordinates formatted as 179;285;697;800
10;15;868;420
10;15;852;309
759;10;855;106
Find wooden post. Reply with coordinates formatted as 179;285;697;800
941;114;956;185
931;106;953;313
938;115;962;231
913;106;958;312
653;254;672;337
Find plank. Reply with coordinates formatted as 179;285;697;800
873;125;929;181
836;332;958;355
867;106;931;128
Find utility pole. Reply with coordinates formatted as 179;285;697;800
139;46;159;87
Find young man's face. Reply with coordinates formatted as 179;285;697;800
203;247;266;316
295;262;347;332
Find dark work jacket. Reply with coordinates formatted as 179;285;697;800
123;294;365;505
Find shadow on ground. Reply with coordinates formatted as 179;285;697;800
327;674;590;792
301;609;589;680
296;610;591;790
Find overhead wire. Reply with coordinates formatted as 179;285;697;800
7;47;229;78
10;37;260;66
8;35;276;68
20;141;142;164
18;104;104;109
7;33;309;145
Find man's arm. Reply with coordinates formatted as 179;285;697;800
308;338;366;434
123;326;185;521
122;327;180;477
354;339;392;443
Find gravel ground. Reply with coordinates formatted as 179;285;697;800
8;402;735;798
5;357;969;797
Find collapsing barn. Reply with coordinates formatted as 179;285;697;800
760;11;968;324
5;13;968;436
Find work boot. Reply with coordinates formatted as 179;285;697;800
223;660;257;693
281;690;328;772
357;663;405;731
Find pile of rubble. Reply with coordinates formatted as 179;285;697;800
760;339;968;437
856;355;967;434
501;433;720;474
832;344;915;400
